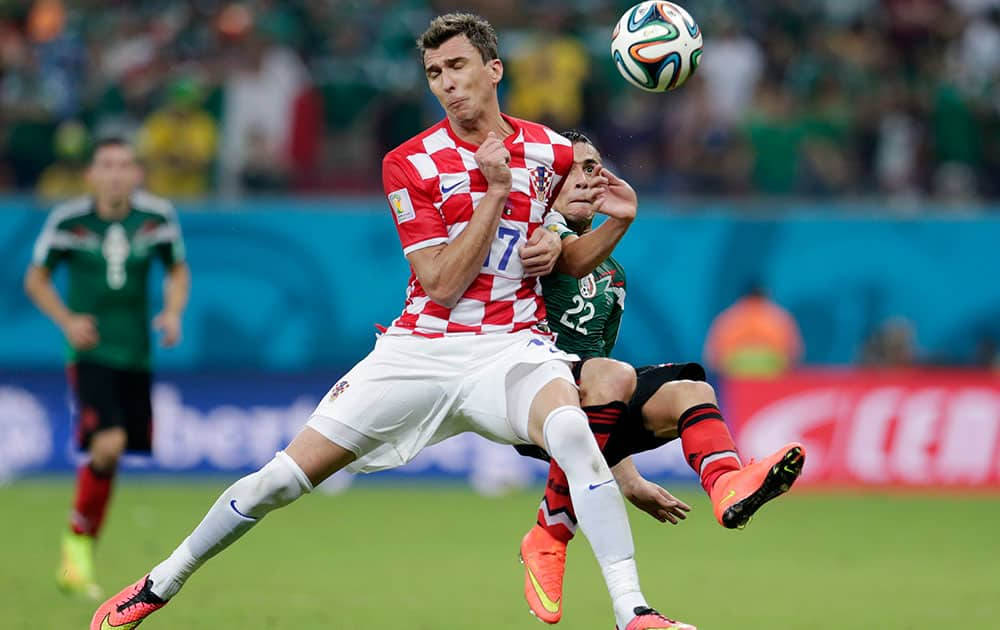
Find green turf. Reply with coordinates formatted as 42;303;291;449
2;479;997;628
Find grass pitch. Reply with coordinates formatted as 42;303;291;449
2;478;997;628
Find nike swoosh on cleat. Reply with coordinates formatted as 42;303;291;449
101;613;141;630
229;499;257;520
588;479;615;491
719;489;737;506
525;565;561;613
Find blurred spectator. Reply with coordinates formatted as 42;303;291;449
35;118;88;201
0;0;997;199
137;77;218;198
860;316;919;366
704;284;804;378
697;14;764;127
506;9;590;129
218;25;308;196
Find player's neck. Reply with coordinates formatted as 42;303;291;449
567;218;593;235
94;196;130;221
448;110;514;145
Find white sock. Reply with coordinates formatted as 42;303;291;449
542;406;648;629
603;558;647;627
149;452;312;600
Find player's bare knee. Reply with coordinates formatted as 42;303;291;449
580;358;636;405
672;379;716;405
89;428;127;471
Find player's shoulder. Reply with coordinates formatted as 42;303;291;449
130;190;176;218
509;116;572;148
606;255;627;282
47;195;94;225
382;120;450;171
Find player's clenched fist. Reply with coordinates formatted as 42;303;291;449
476;131;512;190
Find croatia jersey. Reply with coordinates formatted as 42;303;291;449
381;115;573;337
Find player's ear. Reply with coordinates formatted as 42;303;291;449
488;58;503;85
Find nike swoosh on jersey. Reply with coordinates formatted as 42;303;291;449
441;181;462;194
526;565;561;613
588;479;615;491
101;614;141;630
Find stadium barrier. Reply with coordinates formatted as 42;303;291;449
0;369;694;489
2;201;999;371
4;367;998;491
727;369;1000;489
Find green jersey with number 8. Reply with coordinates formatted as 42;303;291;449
541;217;626;358
32;192;185;370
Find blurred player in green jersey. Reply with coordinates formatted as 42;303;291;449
518;132;805;624
24;137;190;599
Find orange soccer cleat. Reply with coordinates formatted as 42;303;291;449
519;525;568;624
90;575;167;629
711;442;806;529
617;606;697;629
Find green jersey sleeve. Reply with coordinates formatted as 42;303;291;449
543;210;576;240
133;191;186;266
32;197;92;270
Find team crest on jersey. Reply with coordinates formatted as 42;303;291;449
530;166;554;204
579;275;597;298
388;188;416;224
327;380;350;402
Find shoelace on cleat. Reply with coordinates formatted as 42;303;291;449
633;606;674;622
116;579;165;614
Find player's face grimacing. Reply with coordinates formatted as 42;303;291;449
423;34;503;126
553;141;605;225
87;145;142;203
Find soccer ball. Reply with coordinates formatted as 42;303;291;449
610;1;703;93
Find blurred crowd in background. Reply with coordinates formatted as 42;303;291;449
0;0;999;203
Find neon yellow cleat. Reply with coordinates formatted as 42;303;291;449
57;531;102;600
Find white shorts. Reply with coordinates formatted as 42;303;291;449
306;329;579;473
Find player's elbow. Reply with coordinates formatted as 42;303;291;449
418;275;463;309
424;286;462;309
23;265;46;297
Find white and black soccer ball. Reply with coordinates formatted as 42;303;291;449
610;1;703;93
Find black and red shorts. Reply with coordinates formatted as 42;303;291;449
68;361;153;453
516;360;707;467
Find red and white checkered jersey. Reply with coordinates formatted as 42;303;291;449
382;115;573;337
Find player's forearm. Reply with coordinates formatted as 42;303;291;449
23;266;73;329
422;188;507;307
556;216;633;278
610;456;644;493
163;263;190;316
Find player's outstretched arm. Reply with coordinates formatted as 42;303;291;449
555;168;637;278
612;456;691;524
24;264;99;350
154;262;190;347
405;132;512;308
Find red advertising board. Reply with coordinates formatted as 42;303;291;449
725;369;1000;489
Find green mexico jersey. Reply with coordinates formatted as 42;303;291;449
32;192;185;370
541;216;626;358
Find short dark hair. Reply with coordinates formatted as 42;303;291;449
561;130;595;147
89;136;133;163
418;13;498;64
